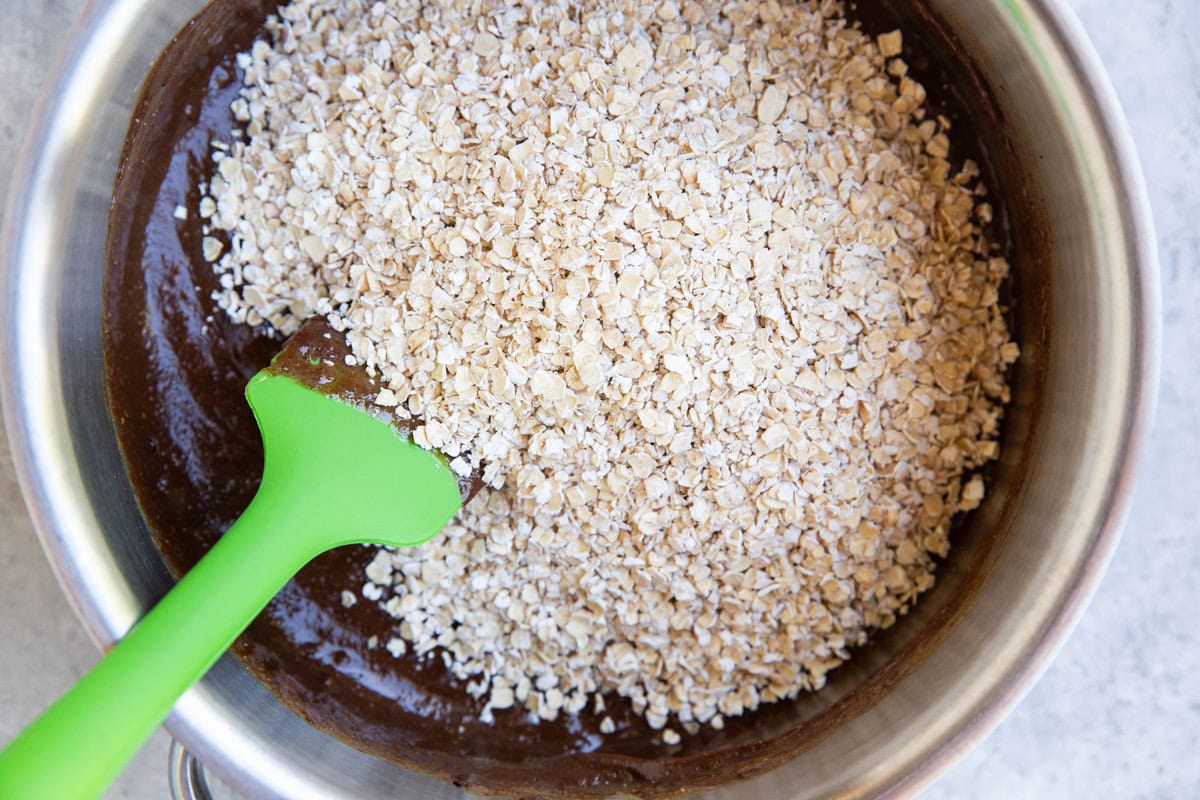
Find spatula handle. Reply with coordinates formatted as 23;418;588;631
0;373;464;799
0;497;316;800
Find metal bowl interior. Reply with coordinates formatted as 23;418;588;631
1;0;1157;798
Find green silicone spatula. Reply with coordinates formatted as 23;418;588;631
0;319;477;800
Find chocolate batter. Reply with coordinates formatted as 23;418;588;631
103;1;1035;796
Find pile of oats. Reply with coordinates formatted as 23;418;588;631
205;0;1018;739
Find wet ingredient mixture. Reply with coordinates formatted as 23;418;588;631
200;0;1017;742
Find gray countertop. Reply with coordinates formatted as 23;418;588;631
2;1;1197;797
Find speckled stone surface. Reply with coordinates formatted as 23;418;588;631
1;1;1197;798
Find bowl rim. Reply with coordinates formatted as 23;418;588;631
1;0;1160;798
877;2;1161;795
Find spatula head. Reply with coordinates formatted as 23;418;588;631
265;318;485;502
242;320;470;550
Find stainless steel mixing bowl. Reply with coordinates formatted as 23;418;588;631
1;0;1159;797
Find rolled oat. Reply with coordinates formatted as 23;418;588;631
205;0;1017;733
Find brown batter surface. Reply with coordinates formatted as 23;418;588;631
103;1;1026;796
